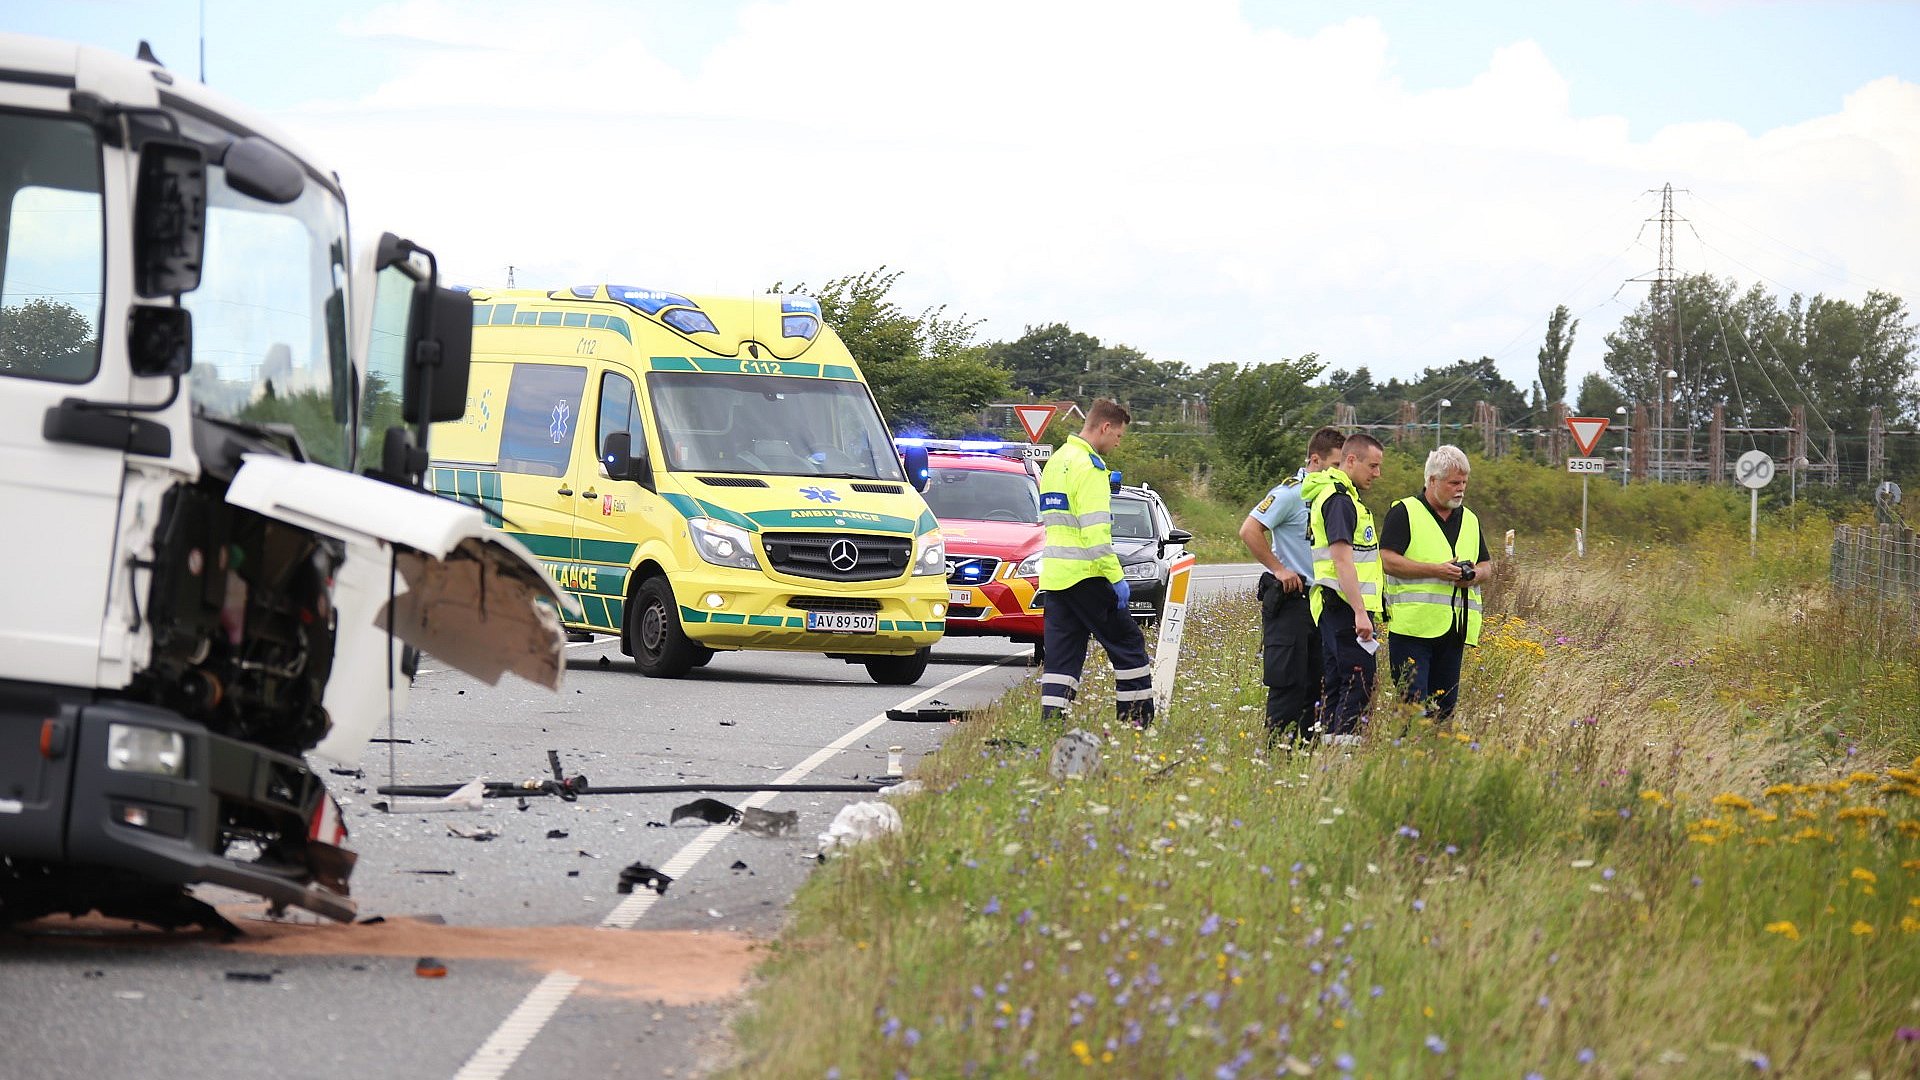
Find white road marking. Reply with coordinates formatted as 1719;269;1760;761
450;971;583;1080
449;654;1020;1078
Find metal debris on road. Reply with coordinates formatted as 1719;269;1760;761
671;798;741;826
738;807;799;837
616;861;673;895
446;824;498;841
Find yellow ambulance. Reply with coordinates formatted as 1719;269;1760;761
427;285;948;684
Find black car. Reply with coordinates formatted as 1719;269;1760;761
1113;483;1192;622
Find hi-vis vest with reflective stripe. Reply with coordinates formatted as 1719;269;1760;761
1384;496;1483;645
1308;469;1384;621
1038;433;1122;590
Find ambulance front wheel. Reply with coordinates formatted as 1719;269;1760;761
628;576;710;678
864;647;930;686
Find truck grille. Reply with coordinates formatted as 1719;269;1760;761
763;532;911;582
946;555;1001;586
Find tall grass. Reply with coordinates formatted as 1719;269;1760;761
727;523;1920;1078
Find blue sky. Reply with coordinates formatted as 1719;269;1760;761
9;1;1918;405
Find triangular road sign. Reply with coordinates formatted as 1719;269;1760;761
1014;404;1059;443
1565;416;1610;457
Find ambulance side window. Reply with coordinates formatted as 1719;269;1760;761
497;363;586;477
596;371;646;469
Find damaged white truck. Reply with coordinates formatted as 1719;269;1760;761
0;35;568;931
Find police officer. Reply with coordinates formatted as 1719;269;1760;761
1239;426;1346;743
1381;445;1490;723
1037;399;1154;728
1303;433;1385;742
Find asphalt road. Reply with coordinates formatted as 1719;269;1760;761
0;564;1262;1080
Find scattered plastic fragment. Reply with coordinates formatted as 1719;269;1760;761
1048;729;1103;779
671;797;741;826
545;829;569;839
446;824;498;841
738;807;799;837
617;861;673;895
414;957;447;978
224;971;273;983
818;801;902;855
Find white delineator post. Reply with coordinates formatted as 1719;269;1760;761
1151;553;1197;715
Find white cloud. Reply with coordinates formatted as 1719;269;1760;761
276;0;1919;396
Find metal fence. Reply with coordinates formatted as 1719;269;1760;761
1830;525;1920;627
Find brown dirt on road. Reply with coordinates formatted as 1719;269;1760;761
12;912;759;1005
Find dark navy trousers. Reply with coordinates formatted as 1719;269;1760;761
1040;577;1154;727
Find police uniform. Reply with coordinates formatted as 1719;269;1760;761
1304;467;1383;737
1382;493;1487;722
1037;433;1154;727
1247;468;1318;740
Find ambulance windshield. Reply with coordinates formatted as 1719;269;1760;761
647;371;907;481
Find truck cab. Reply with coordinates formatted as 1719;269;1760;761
0;35;566;930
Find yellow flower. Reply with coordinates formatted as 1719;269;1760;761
1689;818;1728;832
1852;868;1879;885
1901;916;1920;934
1793;827;1828;842
1897;821;1920;839
1071;1039;1093;1065
1838;806;1890;824
1851;920;1875;936
1640;790;1668;805
1689;833;1720;845
1849;771;1879;785
1748;837;1774;847
1711;793;1754;811
1751;810;1779;823
1789;808;1819;821
1888;768;1920;784
1762;783;1798;799
1764;921;1800;941
1423;1005;1434;1018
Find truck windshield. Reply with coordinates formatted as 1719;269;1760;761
922;467;1040;523
647;371;907;481
0;112;104;384
184;161;352;469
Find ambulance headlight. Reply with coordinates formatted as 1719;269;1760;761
913;535;946;576
1014;552;1043;579
689;518;759;570
106;724;186;777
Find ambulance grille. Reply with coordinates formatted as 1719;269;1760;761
789;596;883;613
696;476;769;488
763;532;911;582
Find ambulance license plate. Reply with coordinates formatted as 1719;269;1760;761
949;589;973;604
807;611;878;634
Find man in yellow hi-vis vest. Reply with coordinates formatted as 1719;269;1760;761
1038;399;1154;728
1381;445;1491;723
1304;433;1385;741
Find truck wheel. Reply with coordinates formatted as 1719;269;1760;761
864;647;930;686
628;577;705;678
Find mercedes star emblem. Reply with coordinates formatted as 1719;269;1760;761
828;538;860;572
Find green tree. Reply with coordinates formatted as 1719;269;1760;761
1573;372;1624;419
1534;304;1576;408
0;297;97;380
1206;354;1326;501
775;267;1009;435
986;322;1105;399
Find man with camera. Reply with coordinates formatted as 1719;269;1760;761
1380;445;1491;724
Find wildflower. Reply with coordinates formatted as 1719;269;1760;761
1851;921;1875;936
1849;771;1879;785
1747;1051;1771;1070
1577;1047;1595;1064
1838;806;1889;822
1070;1039;1093;1065
1899;916;1920;934
1412;899;1426;912
1711;793;1753;811
982;896;1000;916
1762;783;1797;798
1335;1053;1355;1073
1425;1035;1447;1054
1851;868;1878;885
1763;921;1800;941
904;1029;920;1048
1602;868;1616;881
1897;1027;1920;1042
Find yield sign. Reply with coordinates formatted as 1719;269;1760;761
1013;404;1059;443
1565;416;1610;456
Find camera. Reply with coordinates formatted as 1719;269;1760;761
1453;560;1477;583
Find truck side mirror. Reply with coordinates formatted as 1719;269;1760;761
901;443;929;492
127;306;192;377
132;139;206;298
601;432;649;483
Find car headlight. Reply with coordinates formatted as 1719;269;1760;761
913;534;946;576
1013;552;1043;578
689;517;759;569
107;724;186;776
1122;560;1161;582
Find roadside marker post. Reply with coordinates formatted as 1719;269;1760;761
1152;553;1196;715
1565;417;1611;556
1735;449;1775;555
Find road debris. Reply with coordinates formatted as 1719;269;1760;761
617;861;673;895
877;779;924;798
446;824;499;841
545;829;569;839
818;801;902;855
1048;729;1103;779
739;808;799;837
671;798;741;826
377;778;486;814
414;957;447;978
885;699;966;722
224;970;273;983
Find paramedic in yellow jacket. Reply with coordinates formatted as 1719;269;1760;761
1037;399;1154;728
1381;445;1490;723
1304;433;1385;741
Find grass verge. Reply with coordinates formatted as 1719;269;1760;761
726;523;1920;1079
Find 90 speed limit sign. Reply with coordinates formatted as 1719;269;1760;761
1735;449;1775;490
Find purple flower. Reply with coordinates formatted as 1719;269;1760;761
1017;1006;1033;1029
1017;908;1034;926
1426;1035;1447;1054
982;896;1000;916
1412;899;1426;912
1602;867;1616;880
1899;1027;1920;1042
1336;1053;1356;1073
1203;990;1223;1010
1578;1047;1595;1064
1371;985;1384;998
904;1028;920;1047
881;1017;900;1038
1749;1053;1770;1071
1537;994;1550;1009
1199;913;1220;936
827;1070;841;1080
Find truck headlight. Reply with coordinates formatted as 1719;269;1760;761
689;517;759;570
106;724;186;776
1013;552;1043;579
1123;560;1160;582
913;535;946;576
